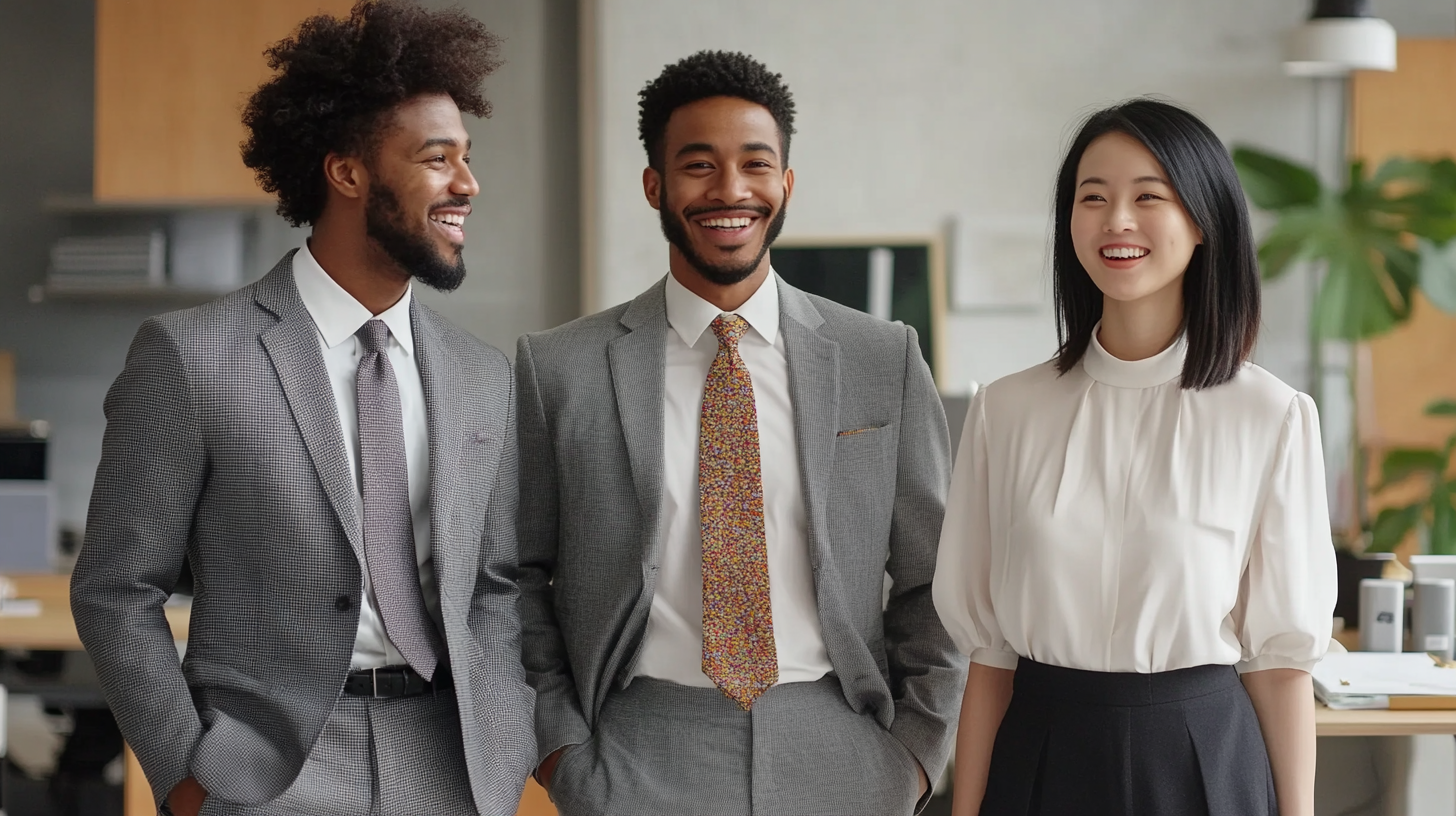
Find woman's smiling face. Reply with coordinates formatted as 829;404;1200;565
1070;131;1202;306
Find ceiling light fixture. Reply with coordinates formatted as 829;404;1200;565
1284;0;1397;77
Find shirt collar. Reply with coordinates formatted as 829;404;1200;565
293;241;415;356
1081;321;1186;388
664;269;780;348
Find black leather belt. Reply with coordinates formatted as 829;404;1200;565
343;665;452;698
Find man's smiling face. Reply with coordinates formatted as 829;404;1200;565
645;95;793;286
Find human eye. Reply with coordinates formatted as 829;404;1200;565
1080;193;1105;203
1137;192;1163;202
424;155;447;167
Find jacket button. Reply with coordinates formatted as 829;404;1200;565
335;595;352;612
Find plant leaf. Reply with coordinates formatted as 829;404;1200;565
1432;485;1456;556
1380;448;1447;488
1255;208;1322;280
1315;251;1405;339
1418;237;1456;314
1427;399;1456;416
1371;156;1431;188
1234;147;1322;210
1371;503;1423;552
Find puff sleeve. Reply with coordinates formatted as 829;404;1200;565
1234;392;1337;673
933;386;1019;670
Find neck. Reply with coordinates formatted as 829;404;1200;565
307;208;412;316
668;245;771;312
1097;285;1183;361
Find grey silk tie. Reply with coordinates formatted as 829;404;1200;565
355;319;443;679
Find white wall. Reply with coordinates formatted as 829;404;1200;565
583;0;1444;396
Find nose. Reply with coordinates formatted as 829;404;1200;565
706;163;752;204
1104;198;1136;233
452;159;480;198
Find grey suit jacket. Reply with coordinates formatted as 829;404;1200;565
516;277;968;787
70;252;535;815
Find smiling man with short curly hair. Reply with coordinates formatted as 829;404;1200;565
70;3;534;815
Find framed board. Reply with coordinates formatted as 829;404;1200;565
770;234;948;388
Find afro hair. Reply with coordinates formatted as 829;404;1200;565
637;51;796;171
241;0;502;227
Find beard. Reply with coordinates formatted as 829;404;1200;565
365;181;468;293
658;187;788;287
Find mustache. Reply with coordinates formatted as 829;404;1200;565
429;197;471;211
682;204;772;219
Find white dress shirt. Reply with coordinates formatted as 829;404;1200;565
632;271;833;687
933;327;1336;675
292;243;441;670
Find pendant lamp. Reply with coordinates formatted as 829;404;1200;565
1284;0;1397;77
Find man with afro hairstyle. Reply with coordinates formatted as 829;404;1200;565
517;50;966;815
70;2;535;814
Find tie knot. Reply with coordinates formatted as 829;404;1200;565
356;319;391;355
710;315;750;348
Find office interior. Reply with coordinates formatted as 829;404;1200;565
2;0;1456;814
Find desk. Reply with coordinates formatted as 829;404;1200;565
0;574;189;816
1317;704;1456;737
0;574;557;816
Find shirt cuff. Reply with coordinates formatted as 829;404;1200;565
969;647;1020;670
1235;654;1318;674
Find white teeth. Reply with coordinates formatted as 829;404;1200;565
431;213;465;227
1101;246;1149;259
700;217;752;229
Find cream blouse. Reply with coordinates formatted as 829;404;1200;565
932;329;1336;674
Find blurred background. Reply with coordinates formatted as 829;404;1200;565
1;1;1455;814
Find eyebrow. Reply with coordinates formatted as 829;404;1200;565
417;137;471;151
1079;175;1169;187
674;141;780;159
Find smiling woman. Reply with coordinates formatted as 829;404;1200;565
934;99;1335;816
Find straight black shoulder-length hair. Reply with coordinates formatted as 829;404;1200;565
1051;98;1261;390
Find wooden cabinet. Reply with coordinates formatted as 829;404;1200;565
1351;40;1456;452
1350;39;1456;517
94;0;353;201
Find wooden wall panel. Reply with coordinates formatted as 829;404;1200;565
95;0;354;201
1350;40;1456;453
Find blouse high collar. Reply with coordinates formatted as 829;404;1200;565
1081;322;1186;389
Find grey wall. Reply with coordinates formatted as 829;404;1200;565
0;0;578;530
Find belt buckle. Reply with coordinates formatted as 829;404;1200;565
372;667;383;699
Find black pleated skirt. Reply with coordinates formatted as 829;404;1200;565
980;658;1277;816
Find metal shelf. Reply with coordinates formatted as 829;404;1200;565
42;194;274;214
27;283;229;304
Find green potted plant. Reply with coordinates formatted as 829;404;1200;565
1233;149;1456;617
1368;398;1456;555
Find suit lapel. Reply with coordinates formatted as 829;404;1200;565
255;257;365;560
779;280;839;571
608;282;668;567
412;302;467;597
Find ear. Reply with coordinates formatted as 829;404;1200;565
782;166;795;207
643;166;662;211
323;152;368;201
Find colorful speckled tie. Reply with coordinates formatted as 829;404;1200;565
700;314;777;710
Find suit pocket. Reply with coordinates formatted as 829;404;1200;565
837;422;890;437
548;737;595;807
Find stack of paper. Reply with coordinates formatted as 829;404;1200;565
48;230;166;289
1313;652;1456;710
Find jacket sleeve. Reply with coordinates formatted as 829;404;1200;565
884;325;969;801
70;317;206;808
515;334;593;767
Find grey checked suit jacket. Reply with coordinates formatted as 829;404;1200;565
516;277;969;788
70;252;535;815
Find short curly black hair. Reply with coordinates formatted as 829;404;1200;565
241;0;502;227
638;51;796;171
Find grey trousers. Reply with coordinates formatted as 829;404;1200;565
548;676;921;816
198;689;477;816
